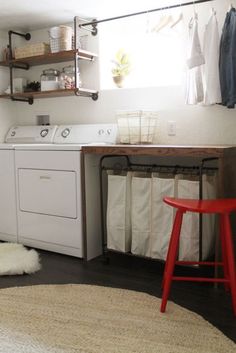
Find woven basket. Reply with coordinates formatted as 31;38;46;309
15;43;50;59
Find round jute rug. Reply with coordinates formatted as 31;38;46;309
0;284;234;353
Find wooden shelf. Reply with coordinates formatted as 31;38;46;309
0;31;98;103
0;88;98;100
0;49;97;67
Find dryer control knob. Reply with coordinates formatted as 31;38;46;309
40;129;49;137
61;128;70;138
98;129;104;135
11;131;16;137
106;129;111;135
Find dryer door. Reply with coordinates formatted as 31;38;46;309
18;168;77;218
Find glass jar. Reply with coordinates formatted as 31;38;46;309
40;68;60;91
59;65;81;89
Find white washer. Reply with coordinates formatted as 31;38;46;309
9;124;117;259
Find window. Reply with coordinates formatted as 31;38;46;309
99;11;184;89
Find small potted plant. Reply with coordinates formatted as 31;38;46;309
111;49;131;88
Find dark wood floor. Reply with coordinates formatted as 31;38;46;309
0;249;236;343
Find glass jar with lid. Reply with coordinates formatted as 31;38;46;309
59;65;81;90
40;68;60;91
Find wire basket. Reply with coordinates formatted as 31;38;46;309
72;34;88;50
116;110;158;144
49;26;73;53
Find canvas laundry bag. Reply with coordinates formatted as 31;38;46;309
106;171;132;252
201;174;217;260
177;176;199;261
150;173;176;260
177;174;216;261
131;172;152;257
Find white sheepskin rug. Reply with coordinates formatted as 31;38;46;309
0;243;41;276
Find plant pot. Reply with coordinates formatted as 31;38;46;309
113;75;125;88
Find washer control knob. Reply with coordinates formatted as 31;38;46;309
11;131;16;137
61;128;70;138
107;129;111;135
40;129;49;138
98;129;104;135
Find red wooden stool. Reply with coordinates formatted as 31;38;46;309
160;197;236;315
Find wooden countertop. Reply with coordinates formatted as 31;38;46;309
82;144;236;158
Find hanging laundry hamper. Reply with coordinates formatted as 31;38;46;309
150;174;177;260
177;174;216;261
106;171;132;252
131;172;152;257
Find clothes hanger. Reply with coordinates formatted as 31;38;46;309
151;14;173;33
193;1;198;19
170;2;183;29
170;13;183;28
145;10;150;34
188;1;198;29
151;5;174;33
228;2;235;10
211;7;216;15
188;0;198;21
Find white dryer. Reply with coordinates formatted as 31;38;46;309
0;125;58;243
10;124;117;259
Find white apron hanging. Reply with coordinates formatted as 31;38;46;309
185;13;205;105
202;9;221;105
106;171;132;252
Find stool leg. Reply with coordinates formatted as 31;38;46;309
162;215;179;290
219;216;230;292
162;209;183;289
161;209;184;313
221;214;236;316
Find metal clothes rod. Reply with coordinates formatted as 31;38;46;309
80;0;213;28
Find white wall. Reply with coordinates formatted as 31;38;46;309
3;0;236;145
